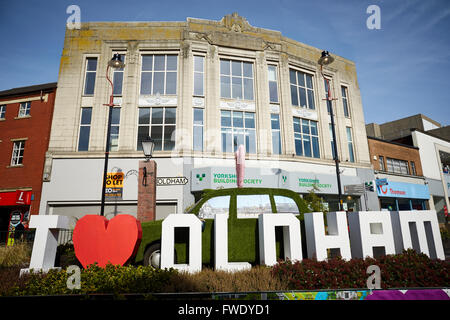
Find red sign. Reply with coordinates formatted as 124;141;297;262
0;191;32;206
73;215;142;268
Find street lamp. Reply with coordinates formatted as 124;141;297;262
100;53;125;217
141;138;155;162
318;50;344;211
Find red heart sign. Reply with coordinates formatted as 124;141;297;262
73;214;142;268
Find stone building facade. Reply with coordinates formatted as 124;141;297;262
40;14;377;225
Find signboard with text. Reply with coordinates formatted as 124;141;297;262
105;172;124;199
376;179;430;199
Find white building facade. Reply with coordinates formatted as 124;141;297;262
39;14;378;226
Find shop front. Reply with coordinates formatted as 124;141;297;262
0;190;32;244
191;167;371;212
376;179;429;211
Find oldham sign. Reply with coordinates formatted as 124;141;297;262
157;176;188;186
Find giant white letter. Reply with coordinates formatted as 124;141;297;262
348;211;395;258
20;215;69;275
258;214;302;266
391;210;444;259
304;211;352;261
161;214;202;273
214;213;251;272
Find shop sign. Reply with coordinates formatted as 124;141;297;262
344;184;365;195
15;190;32;205
376;180;430;199
105;172;124;199
376;178;388;186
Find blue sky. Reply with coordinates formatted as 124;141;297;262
0;0;449;126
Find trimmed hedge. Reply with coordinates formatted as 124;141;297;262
271;249;450;290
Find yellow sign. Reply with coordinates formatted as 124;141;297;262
106;172;124;187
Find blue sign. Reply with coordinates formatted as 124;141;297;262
376;178;388;186
376;179;429;199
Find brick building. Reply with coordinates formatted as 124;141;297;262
0;83;57;240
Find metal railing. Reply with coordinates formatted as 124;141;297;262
0;229;73;247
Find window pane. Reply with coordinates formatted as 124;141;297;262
152;108;163;124
243;78;254;100
166;55;177;71
302;119;310;134
137;126;149;151
271;114;280;130
153;72;165;95
237;195;272;215
297;71;305;87
221;110;231;127
86;58;97;71
305;74;313;89
234;129;245;150
193;108;203;125
299;88;307;108
194;56;204;72
295;137;303;156
269;81;278;103
220;76;231;98
165;71;177;94
290;85;298;106
231;61;242;76
307;90;315;109
193;126;203;151
293;118;301;133
140;72;152;95
272;131;281;154
142;56;153;71
274;196;299;213
312;136;320;158
84;73;96;95
111;108;120;125
164;125;175;150
346;127;353;141
303;135;311;157
246;129;256;154
113;72;123;95
289;70;297;84
341;86;347;98
199;195;230;219
233;111;243;128
78;126;90;151
243;62;253;77
232;77;242;99
220;60;230;75
81;108;92;125
194;72;204;96
139;108;150;124
244;112;255;128
154;55;165;71
268;65;277;81
221;128;232;152
165;108;176;124
151;125;163;151
348;143;355;162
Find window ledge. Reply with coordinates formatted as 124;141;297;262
14;115;31;120
7;164;24;168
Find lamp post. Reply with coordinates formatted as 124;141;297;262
318;50;344;211
100;53;125;216
141;138;155;162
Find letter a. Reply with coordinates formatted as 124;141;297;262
366;5;381;30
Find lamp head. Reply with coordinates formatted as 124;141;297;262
141;137;155;161
318;51;335;66
108;53;125;69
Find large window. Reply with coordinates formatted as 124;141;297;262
193;108;204;151
140;54;177;95
109;107;121;151
138;107;176;151
113;54;125;96
83;57;97;95
268;65;279;103
193;55;204;96
290;69;315;109
11;140;25;166
341;86;350;118
293;117;320;158
271;114;281;155
346;127;355;163
386;157;410;175
78;107;92;151
18;102;31;117
220;59;254;100
221;110;256;154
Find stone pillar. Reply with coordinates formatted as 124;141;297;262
137;160;157;223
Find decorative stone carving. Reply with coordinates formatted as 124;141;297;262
221;12;252;33
220;98;255;111
139;93;177;106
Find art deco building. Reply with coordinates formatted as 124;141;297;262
40;13;378;224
